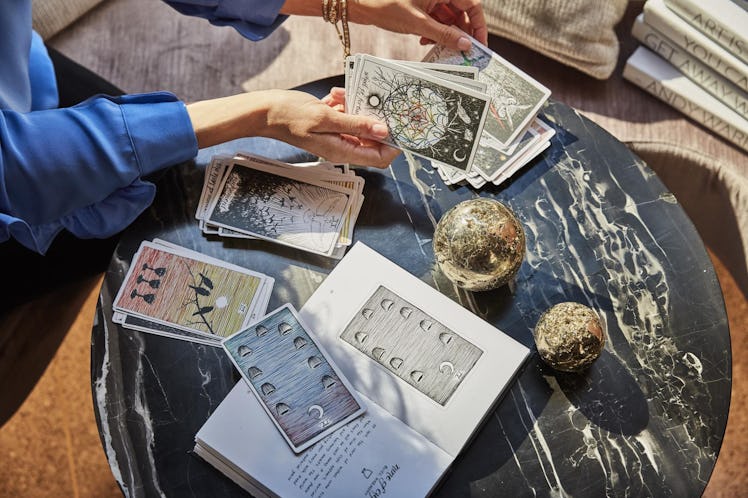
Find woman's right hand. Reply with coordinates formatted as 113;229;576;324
186;89;400;168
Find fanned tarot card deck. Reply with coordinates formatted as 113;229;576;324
345;35;553;188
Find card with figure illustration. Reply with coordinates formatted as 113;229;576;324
204;161;356;256
230;154;364;246
423;35;551;147
222;304;366;453
349;55;490;172
112;241;269;338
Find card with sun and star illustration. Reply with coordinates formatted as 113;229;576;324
347;54;491;173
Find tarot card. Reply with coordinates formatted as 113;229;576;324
113;241;269;338
197;157;233;235
148;238;275;321
418;69;488;93
115;239;273;344
471;125;540;181
207;155;364;247
436;162;468;186
345;55;356;110
396;60;479;80
349;55;490;172
464;170;487;189
203;161;356;257
196;156;231;221
393;61;487;93
222;304;366;453
423;34;551;147
113;311;221;346
493;138;552;186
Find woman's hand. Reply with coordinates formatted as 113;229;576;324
186;89;400;168
350;0;488;50
280;0;487;51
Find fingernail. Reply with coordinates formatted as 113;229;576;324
372;123;388;137
457;37;471;51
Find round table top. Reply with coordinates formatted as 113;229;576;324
91;76;731;498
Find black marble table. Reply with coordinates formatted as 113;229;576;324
91;76;731;498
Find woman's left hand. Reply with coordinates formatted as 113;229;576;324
347;0;487;50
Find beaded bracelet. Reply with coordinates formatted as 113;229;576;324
322;0;351;59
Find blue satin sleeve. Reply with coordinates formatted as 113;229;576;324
163;0;288;40
0;92;198;254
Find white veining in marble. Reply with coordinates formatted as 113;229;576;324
129;332;168;498
388;164;429;259
93;295;128;497
517;381;571;498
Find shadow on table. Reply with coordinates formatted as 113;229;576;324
553;351;649;436
431;268;648;496
433;350;648;497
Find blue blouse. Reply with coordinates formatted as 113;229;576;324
0;0;286;253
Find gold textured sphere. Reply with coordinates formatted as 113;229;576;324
433;198;526;291
534;302;606;372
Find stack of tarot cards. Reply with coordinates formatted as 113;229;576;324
195;153;364;259
345;35;554;188
112;239;274;346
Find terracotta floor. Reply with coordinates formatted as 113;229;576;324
0;249;744;498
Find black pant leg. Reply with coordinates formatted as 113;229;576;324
47;47;124;106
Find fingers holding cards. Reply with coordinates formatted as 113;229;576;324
346;54;489;173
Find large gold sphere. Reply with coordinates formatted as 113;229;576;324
433;198;526;291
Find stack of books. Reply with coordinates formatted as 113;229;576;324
623;0;748;153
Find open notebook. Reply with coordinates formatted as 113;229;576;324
194;243;530;497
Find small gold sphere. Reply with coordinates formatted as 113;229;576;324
534;302;605;372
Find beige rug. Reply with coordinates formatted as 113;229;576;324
49;0;430;101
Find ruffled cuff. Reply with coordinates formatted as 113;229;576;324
117;92;198;177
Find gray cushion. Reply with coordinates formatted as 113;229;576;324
32;0;105;40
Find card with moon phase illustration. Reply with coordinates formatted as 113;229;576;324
222;304;366;454
339;285;483;406
348;54;490;172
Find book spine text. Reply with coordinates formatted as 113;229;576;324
643;0;748;93
663;0;748;64
624;57;748;152
632;17;748;120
